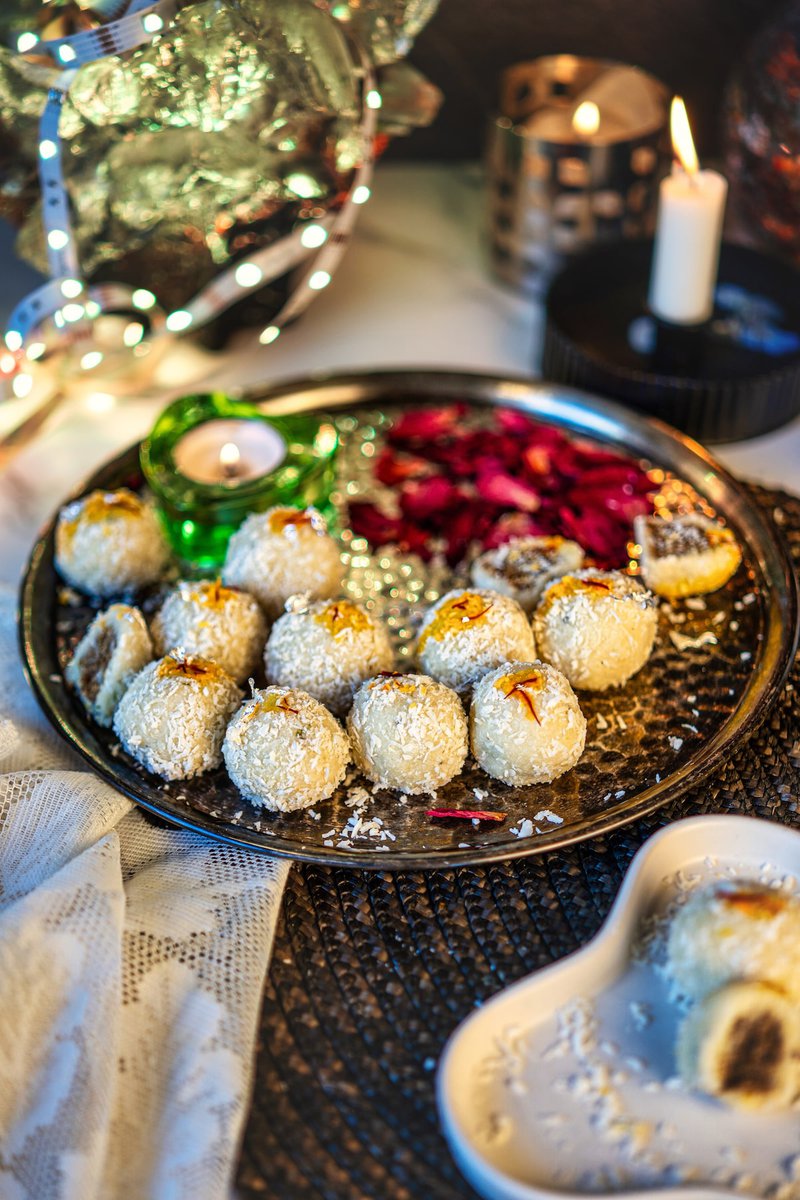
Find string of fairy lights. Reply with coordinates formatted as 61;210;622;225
3;1;378;394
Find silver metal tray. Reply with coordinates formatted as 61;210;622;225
19;370;799;869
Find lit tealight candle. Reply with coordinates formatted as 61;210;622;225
648;97;728;325
173;418;286;485
572;100;600;139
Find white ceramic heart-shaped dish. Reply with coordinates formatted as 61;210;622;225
437;815;800;1200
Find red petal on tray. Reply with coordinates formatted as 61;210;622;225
426;809;507;822
495;407;537;436
399;475;461;521
387;405;466;444
348;502;402;544
374;448;430;486
476;469;541;512
558;505;630;565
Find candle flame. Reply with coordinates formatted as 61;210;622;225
219;442;240;468
572;100;600;138
670;96;699;175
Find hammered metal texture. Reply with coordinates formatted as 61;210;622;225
21;389;793;868
237;486;800;1200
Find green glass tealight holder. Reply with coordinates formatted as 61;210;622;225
140;392;338;570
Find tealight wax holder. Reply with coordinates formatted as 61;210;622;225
141;392;339;569
487;56;670;294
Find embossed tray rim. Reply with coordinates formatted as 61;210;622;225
18;370;800;869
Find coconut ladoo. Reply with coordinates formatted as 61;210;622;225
634;513;742;599
65;604;153;727
347;673;468;794
676;980;800;1112
533;569;657;691
265;597;394;716
469;661;586;785
223;687;350;812
416;588;536;696
222;505;343;618
470;536;585;613
152;578;267;683
113;653;241;780
55;488;170;596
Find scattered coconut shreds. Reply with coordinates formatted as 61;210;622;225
511;818;535;839
668;629;718;652
426;808;506;822
533;809;564;826
596;712;609;731
668;736;684;751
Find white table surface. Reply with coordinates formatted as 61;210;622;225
1;162;798;585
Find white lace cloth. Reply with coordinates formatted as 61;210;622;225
0;584;290;1200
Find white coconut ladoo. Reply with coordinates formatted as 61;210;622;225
666;879;800;1004
667;879;800;1112
65;604;153;727
55;488;170;597
223;687;350;812
470;536;585;613
469;661;586;786
532;569;657;691
633;512;742;599
265;597;394;716
675;980;800;1112
347;673;468;794
416;588;537;695
152;578;267;683
113;653;241;780
222;505;343;618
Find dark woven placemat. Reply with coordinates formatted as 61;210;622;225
237;485;800;1200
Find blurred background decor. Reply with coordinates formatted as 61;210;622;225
724;0;800;260
0;0;441;385
487;55;669;293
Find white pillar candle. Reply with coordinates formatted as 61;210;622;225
173;418;286;485
648;97;728;325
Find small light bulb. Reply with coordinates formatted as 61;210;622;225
352;185;371;205
58;43;77;63
301;225;328;249
308;271;331;291
62;303;85;323
123;321;144;348
142;13;164;33
366;90;382;110
16;32;39;53
5;330;22;352
39;140;58;160
131;288;156;310
48;229;69;251
26;342;46;361
259;325;280;345
166;310;193;332
80;350;103;370
61;278;83;299
12;372;33;398
234;262;264;289
0;353;17;373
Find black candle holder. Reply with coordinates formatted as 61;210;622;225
542;239;800;442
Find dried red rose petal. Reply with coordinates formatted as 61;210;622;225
476;469;541;512
399;476;461;521
348;502;402;544
387;405;465;444
374;448;430;486
425;809;506;822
